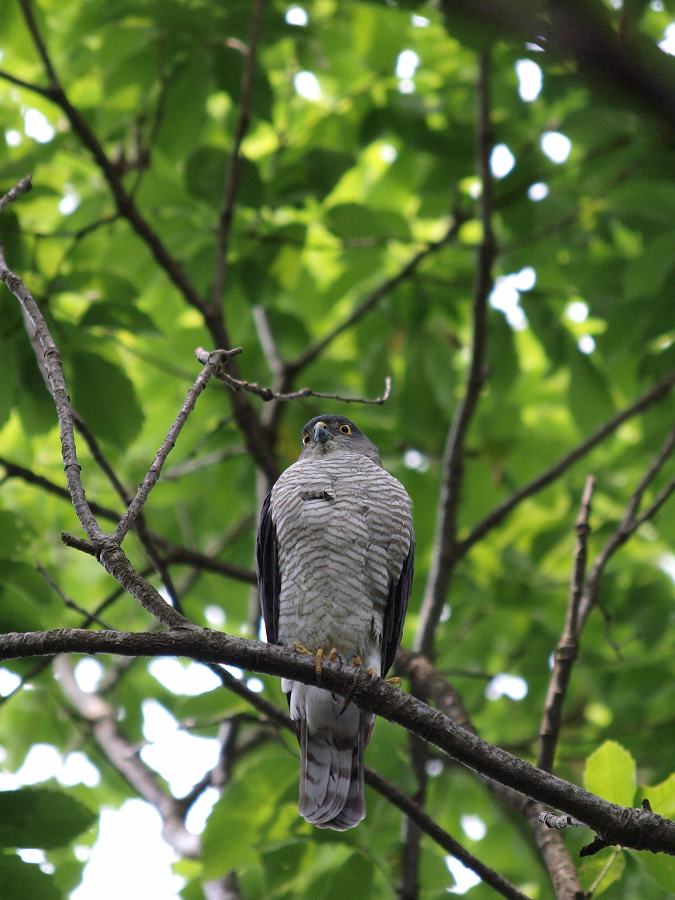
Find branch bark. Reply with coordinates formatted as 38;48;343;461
2;627;673;856
415;52;495;660
537;476;595;773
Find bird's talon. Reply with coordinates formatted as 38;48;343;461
327;647;338;662
315;647;324;680
293;642;313;656
385;676;401;686
366;666;378;679
351;655;363;667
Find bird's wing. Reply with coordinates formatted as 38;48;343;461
381;533;415;676
256;491;280;644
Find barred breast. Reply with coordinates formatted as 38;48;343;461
270;451;412;666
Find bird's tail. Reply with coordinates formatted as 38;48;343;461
289;682;374;830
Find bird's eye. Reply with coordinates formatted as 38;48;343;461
302;433;310;444
339;424;352;435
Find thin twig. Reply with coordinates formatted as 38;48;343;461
457;372;675;557
37;565;113;629
537;476;595;773
415;53;496;659
368;768;529;900
286;214;467;376
211;0;267;310
578;425;675;629
195;347;393;405
0;456;256;586
71;410;184;613
113;347;243;542
0;68;56;97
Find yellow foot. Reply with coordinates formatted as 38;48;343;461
385;676;400;686
293;642;314;656
351;656;379;680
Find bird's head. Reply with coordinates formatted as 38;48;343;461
298;415;381;464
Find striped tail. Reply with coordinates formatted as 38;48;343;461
288;682;374;830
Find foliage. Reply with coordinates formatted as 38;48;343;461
0;0;674;897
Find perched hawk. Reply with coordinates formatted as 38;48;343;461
256;415;414;830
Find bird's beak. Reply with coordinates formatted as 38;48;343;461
313;423;333;444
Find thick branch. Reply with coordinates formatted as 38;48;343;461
53;656;200;857
415;53;495;659
537;476;595;773
202;661;527;899
3;628;674;856
0;199;103;541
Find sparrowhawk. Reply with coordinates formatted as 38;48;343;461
256;414;414;830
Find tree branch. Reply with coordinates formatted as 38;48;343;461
211;0;266;311
53;655;200;858
3;627;673;856
0;456;256;586
196;345;393;406
537;476;595;773
415;53;496;660
396;650;585;899
458;373;675;557
12;2;278;483
439;0;675;126
578;425;675;629
286;213;467;377
113;348;243;542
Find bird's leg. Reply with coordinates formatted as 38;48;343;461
292;642;314;656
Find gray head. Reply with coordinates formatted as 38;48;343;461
298;415;381;464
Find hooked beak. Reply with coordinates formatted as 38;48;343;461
313;422;333;445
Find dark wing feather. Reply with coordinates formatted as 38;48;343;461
381;535;415;676
256;492;280;645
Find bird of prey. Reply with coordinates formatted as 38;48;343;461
256;414;414;830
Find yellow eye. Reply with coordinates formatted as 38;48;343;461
302;433;310;444
339;424;352;435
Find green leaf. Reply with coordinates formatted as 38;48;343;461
584;741;636;806
641;773;675;819
0;788;94;849
624;231;675;300
567;349;615;434
69;352;144;449
0;853;62;900
635;851;675;893
80;300;158;334
201;751;296;880
324;204;410;240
